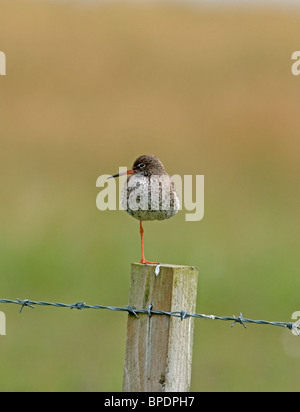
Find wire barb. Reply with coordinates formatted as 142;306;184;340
124;305;139;318
16;299;35;313
180;310;189;321
71;302;86;310
231;313;247;329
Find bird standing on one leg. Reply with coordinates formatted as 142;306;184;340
109;155;180;264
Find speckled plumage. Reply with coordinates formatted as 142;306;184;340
121;155;180;222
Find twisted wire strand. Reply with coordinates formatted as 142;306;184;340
0;298;299;334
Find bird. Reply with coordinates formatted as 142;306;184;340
109;155;180;264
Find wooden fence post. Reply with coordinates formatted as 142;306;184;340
123;263;198;392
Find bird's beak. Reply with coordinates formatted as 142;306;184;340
107;169;135;179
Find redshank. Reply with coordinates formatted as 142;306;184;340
109;155;180;264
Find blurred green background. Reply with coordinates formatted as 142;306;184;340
0;0;300;392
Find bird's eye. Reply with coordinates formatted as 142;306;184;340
138;163;145;169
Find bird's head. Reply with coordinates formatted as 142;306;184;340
108;155;166;179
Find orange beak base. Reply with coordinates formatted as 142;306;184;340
108;169;134;179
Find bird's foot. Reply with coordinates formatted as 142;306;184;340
139;258;159;265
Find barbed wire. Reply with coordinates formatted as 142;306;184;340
0;297;299;335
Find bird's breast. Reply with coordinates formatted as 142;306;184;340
121;174;180;221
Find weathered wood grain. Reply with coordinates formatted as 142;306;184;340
123;263;198;392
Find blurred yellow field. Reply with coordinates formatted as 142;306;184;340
0;0;300;391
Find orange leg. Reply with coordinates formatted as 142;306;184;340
139;221;158;265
